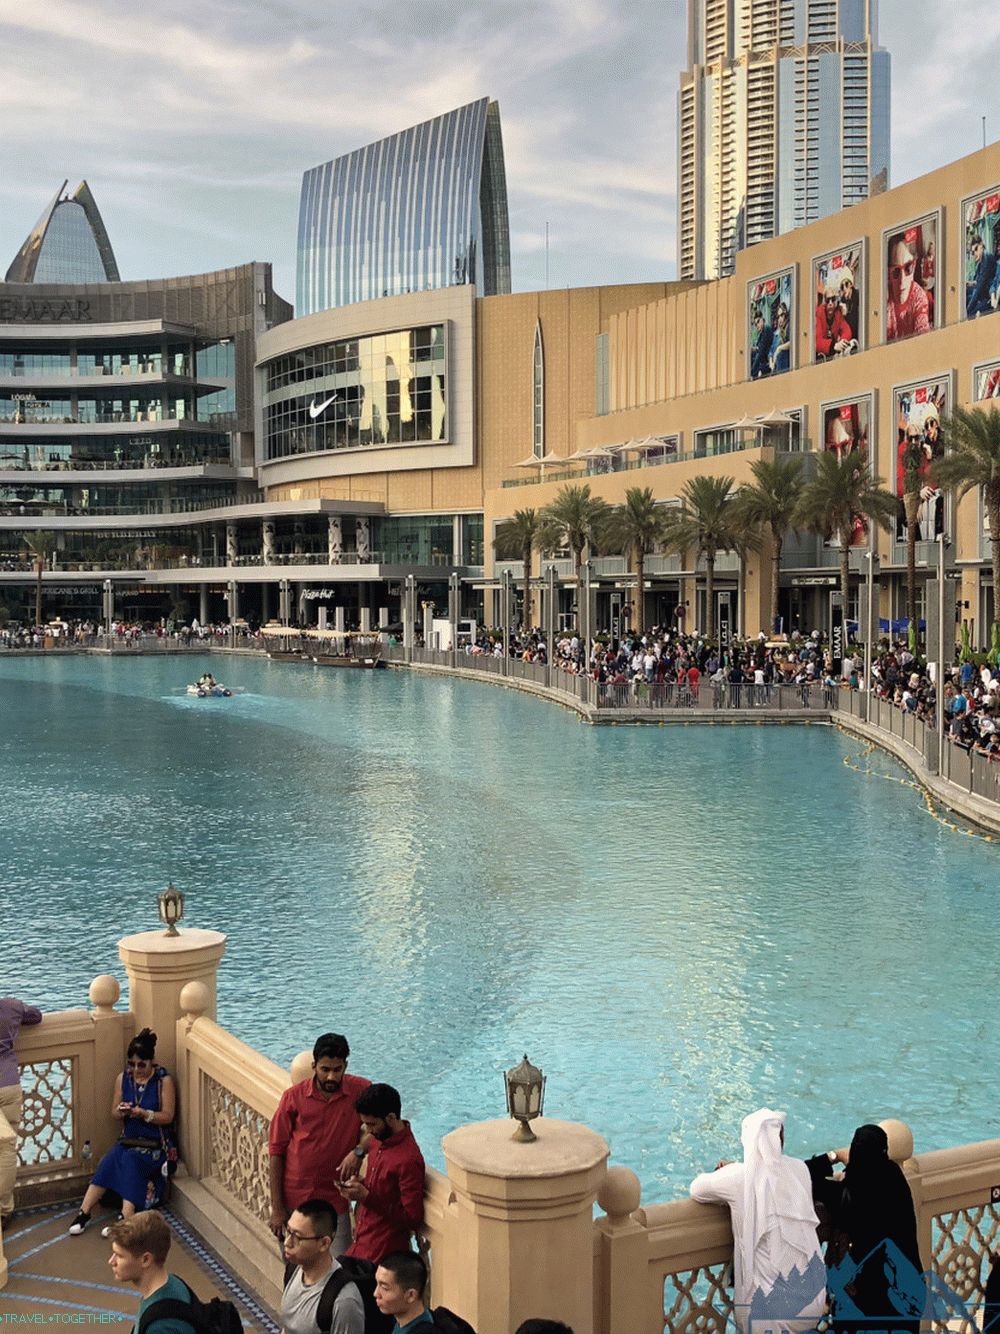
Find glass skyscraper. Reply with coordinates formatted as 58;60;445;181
6;180;120;283
296;97;511;315
678;0;891;279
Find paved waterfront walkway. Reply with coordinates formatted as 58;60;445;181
0;1206;279;1329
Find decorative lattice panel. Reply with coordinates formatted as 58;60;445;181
930;1202;1000;1331
206;1075;271;1224
16;1059;74;1167
662;1262;733;1334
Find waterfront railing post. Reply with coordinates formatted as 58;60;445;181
117;926;227;1077
449;571;460;670
403;573;415;664
441;1118;608;1334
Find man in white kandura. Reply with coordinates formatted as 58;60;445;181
690;1107;826;1334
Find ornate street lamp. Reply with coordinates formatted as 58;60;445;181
158;883;185;937
504;1053;546;1142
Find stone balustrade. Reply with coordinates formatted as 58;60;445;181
11;932;1000;1334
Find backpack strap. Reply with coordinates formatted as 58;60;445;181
315;1268;354;1334
135;1283;198;1334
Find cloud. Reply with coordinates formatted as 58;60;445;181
0;0;992;299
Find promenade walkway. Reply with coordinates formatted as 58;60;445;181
0;1205;279;1329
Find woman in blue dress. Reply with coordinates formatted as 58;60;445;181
67;1027;176;1235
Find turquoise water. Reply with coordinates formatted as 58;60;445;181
0;652;995;1202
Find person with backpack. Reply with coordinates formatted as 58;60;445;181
373;1252;475;1334
107;1212;241;1334
281;1198;364;1334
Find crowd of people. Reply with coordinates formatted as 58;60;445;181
3;1014;572;1334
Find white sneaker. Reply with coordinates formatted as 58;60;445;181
68;1211;90;1235
100;1214;124;1238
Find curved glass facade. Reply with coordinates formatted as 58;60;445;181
263;325;447;460
6;181;120;284
297;98;511;314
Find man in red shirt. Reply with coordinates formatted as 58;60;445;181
338;1084;425;1265
268;1033;370;1255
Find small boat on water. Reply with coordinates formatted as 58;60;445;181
186;675;233;697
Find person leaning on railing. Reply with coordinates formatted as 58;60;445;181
1;994;42;1227
67;1027;177;1236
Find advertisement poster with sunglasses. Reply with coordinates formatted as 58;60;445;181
747;268;794;380
893;375;950;542
813;243;864;360
883;213;939;343
822;395;873;546
963;187;1000;319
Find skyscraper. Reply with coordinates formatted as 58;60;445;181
6;180;120;283
297;97;511;315
678;0;890;280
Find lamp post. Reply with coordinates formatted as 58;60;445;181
546;563;556;689
581;561;592;671
501;568;512;676
157;882;184;937
448;570;460;669
938;531;947;778
504;1053;546;1142
864;549;879;724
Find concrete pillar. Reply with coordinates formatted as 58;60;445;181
117;927;227;1076
328;516;343;564
262;520;276;566
441;1119;608;1334
422;601;434;647
261;583;271;622
199;585;209;625
359;606;371;632
356;516;370;562
334;606;346;632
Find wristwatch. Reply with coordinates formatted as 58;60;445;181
827;1149;839;1164
353;1145;365;1159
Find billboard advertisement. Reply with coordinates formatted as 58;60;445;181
822;395;873;546
748;268;794;380
813;243;864;360
963;186;1000;319
893;375;950;541
883;213;939;343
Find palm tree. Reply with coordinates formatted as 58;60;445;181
795;451;896;624
494;508;554;631
933;403;1000;636
661;474;741;641
24;531;59;628
601;488;672;635
732;456;804;636
542;482;612;585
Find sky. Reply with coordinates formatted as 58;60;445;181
0;0;997;306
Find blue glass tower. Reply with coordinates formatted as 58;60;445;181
6;180;120;283
296;98;511;315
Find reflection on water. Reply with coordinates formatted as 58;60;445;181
0;653;996;1201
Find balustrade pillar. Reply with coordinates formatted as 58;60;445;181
440;1118;608;1334
118;927;226;1076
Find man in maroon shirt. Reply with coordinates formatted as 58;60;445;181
268;1033;370;1255
338;1084;425;1264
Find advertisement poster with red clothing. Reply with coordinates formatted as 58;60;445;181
962;186;1000;320
813;242;864;359
883;214;938;343
822;395;872;547
893;376;950;542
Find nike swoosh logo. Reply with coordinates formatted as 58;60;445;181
308;393;338;420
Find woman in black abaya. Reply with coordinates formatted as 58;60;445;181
807;1124;924;1334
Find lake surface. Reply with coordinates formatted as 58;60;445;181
0;651;995;1201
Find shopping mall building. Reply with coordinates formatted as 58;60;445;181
4;134;1000;639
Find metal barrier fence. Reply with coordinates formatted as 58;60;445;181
594;680;838;711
